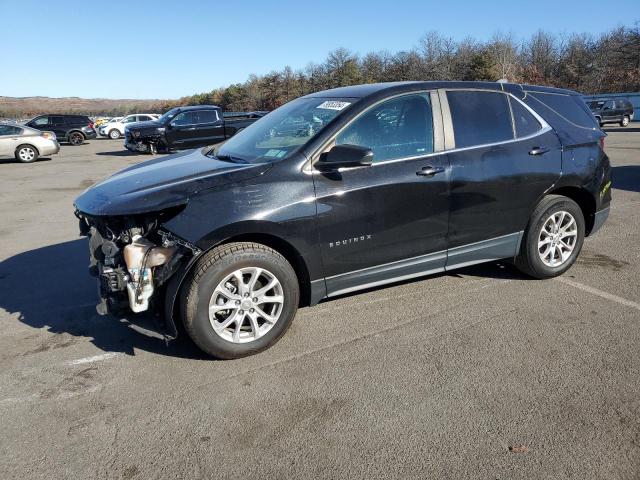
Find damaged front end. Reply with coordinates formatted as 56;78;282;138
76;206;199;323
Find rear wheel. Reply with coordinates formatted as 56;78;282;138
15;144;39;163
68;131;85;145
181;242;299;359
514;195;585;279
108;129;121;139
620;115;630;127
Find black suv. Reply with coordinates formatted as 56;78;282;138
26;114;96;145
587;98;634;127
75;81;611;359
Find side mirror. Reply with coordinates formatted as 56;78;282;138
316;144;373;170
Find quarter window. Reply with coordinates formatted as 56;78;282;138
509;97;542;138
447;91;513;148
336;94;433;163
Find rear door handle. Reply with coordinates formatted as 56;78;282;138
529;146;550;156
416;166;445;177
185;127;197;131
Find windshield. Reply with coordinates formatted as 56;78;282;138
157;108;180;124
213;97;355;163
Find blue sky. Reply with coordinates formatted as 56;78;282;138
1;0;637;99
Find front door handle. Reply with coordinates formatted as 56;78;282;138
529;146;550;156
185;127;196;131
416;166;445;177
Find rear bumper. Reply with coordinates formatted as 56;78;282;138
84;131;97;139
40;141;60;156
591;206;610;235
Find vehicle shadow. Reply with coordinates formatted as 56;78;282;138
604;126;640;133
612;166;640;193
0;157;54;164
0;238;208;360
95;150;140;157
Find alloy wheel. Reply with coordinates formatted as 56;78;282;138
538;211;578;267
18;147;35;161
208;267;284;344
69;133;83;145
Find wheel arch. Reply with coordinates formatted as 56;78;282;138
67;129;86;140
547;185;596;235
164;230;314;339
15;143;39;156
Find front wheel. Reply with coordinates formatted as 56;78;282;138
514;195;585;279
181;242;299;359
620;115;630;127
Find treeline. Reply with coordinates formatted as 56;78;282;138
3;24;639;118
160;24;639;113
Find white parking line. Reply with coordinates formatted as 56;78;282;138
67;352;120;366
555;277;640;312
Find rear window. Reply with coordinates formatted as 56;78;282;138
447;91;513;148
529;92;597;128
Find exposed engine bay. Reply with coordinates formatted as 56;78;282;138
76;207;198;318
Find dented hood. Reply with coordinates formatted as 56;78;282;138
74;148;271;216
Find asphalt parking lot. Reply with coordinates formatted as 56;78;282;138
1;130;639;479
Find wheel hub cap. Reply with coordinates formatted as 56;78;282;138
208;267;284;344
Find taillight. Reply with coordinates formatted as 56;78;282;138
88;122;94;129
599;136;605;150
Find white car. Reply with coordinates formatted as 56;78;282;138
98;114;159;139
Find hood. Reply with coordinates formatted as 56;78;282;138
126;119;162;131
74;148;271;216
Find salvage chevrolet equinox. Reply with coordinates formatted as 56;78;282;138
74;81;612;359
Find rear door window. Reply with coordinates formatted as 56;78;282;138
196;110;219;124
509;98;542;138
336;93;434;163
446;91;513;148
0;125;21;135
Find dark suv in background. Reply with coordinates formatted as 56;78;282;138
75;81;611;359
26;114;96;145
587;98;634;127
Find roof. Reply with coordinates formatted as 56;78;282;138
303;81;579;100
174;105;221;111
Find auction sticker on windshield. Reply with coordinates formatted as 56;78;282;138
317;101;351;111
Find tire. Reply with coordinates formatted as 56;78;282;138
180;242;300;359
15;144;39;163
514;195;585;279
108;129;121;140
68;131;85;145
620;115;630;127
